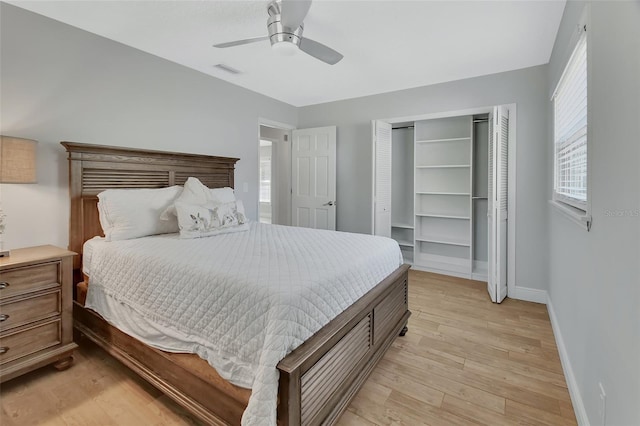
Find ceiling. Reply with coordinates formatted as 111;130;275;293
8;1;566;107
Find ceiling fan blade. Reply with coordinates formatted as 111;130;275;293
280;0;312;29
213;36;269;48
299;38;343;65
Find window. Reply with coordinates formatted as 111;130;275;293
259;157;271;202
553;29;588;212
259;140;272;203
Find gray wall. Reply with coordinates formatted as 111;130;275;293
391;128;414;227
547;2;640;425
299;65;550;291
0;3;298;250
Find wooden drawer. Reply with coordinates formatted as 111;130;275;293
0;262;60;300
0;319;61;365
0;291;61;332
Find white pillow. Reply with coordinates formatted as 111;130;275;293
160;177;236;219
176;200;248;239
97;186;182;241
210;187;236;204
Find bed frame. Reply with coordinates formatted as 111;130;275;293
63;141;410;425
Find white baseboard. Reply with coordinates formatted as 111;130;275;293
547;297;590;426
510;286;548;304
410;264;471;280
471;272;488;282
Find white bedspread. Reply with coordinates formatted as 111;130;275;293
84;222;402;425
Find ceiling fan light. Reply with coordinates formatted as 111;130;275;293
271;41;298;56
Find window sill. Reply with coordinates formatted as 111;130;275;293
549;200;591;231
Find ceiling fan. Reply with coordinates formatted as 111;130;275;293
213;0;343;65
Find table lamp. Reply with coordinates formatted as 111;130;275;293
0;136;38;257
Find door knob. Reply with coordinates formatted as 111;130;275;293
323;201;335;206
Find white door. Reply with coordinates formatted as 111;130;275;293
372;120;392;237
291;126;337;230
488;106;509;303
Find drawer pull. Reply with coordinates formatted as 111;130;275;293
0;347;8;354
0;282;9;289
0;314;8;322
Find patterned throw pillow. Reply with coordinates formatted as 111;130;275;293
160;176;236;220
175;200;248;239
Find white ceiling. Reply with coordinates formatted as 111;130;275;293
8;1;566;107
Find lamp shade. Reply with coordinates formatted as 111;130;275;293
0;136;37;183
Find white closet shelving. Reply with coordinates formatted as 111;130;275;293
414;116;473;275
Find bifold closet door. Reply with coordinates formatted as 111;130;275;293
372;120;392;237
488;106;509;303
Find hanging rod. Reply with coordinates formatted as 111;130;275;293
473;119;489;123
392;126;414;130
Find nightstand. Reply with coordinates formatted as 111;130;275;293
0;245;78;382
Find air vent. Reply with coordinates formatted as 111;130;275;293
214;63;242;75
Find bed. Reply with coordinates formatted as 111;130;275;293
63;141;410;425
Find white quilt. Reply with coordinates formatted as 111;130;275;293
84;222;402;425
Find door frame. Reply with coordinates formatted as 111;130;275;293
258;118;296;225
374;104;517;299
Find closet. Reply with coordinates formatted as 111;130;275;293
390;124;414;264
372;107;509;302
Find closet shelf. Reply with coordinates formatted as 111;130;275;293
391;223;414;229
415;213;470;220
415;137;471;144
415;237;471;247
415;165;470;169
416;192;470;196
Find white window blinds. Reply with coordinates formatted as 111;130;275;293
553;30;587;210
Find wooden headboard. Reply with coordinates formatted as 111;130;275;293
62;142;239;274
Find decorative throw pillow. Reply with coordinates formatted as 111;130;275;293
176;200;248;239
97;186;182;241
160;177;236;220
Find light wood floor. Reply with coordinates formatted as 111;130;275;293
0;270;576;425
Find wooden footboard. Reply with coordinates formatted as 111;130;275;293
278;263;410;425
73;264;410;425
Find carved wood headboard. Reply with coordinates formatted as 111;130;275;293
62;142;240;274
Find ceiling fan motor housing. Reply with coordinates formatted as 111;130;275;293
267;1;303;47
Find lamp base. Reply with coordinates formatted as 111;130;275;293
0;249;9;257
